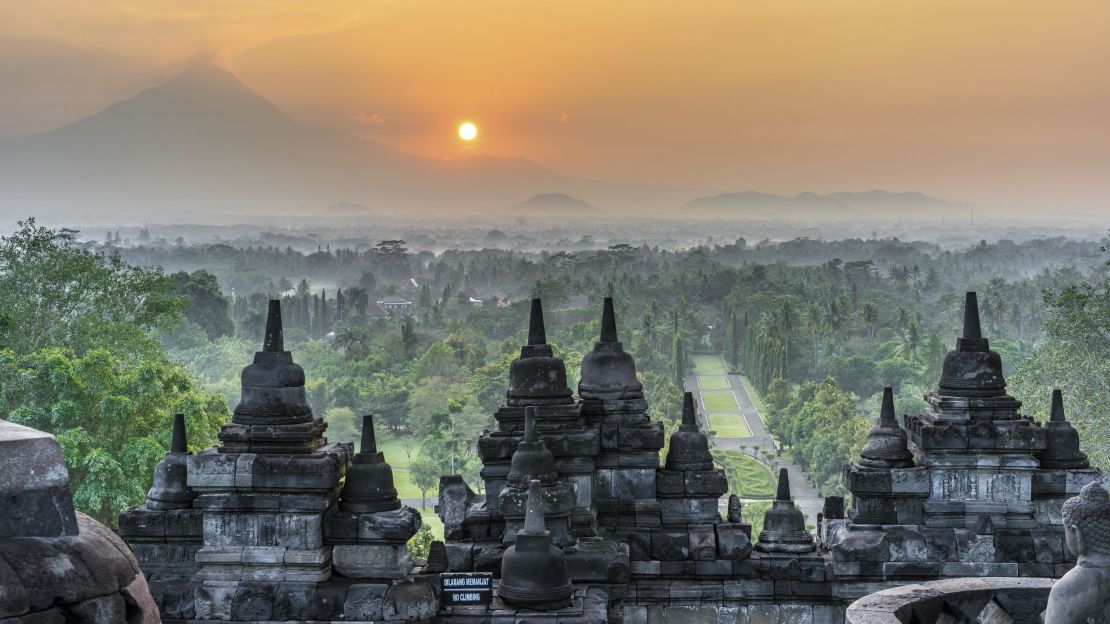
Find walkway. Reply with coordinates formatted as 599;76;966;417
686;355;824;527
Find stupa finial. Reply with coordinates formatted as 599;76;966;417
170;413;187;453
776;468;792;501
1051;388;1066;422
880;387;896;423
963;292;982;340
600;297;618;342
682;392;697;428
264;299;284;352
528;298;547;345
360;414;378;454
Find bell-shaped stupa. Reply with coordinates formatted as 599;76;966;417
506;298;574;406
338;414;402;513
858;388;914;469
1038;389;1089;470
937;292;1007;399
144;413;197;510
756;469;815;554
578;297;643;401
497;479;574;610
664;392;714;472
219;300;327;453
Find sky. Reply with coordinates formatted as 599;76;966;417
1;0;1108;211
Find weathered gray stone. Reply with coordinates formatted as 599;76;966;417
343;583;388;620
0;421;78;538
333;544;413;578
382;578;439;621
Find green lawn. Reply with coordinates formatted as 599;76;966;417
701;390;739;412
416;507;444;540
377;435;419;468
371;435;428;500
712;450;776;499
392;469;426;500
697;375;730;390
708;413;752;438
743;500;772;538
690;354;729;375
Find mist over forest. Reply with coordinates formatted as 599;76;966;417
4;212;1109;546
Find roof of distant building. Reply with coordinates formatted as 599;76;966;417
378;295;413;304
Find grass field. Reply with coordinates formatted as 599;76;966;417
701;390;739;412
697;375;730;390
374;435;427;499
708;413;752;438
416;507;445;540
377;436;418;468
690;354;729;375
713;450;776;499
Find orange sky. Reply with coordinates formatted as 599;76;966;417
1;1;1108;210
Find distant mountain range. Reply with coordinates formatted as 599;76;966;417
0;63;971;222
511;193;595;215
0;64;618;220
682;190;972;220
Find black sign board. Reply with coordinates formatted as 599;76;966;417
440;572;494;606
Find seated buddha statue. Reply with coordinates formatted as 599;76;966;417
1045;481;1110;624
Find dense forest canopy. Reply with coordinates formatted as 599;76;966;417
3;218;1109;526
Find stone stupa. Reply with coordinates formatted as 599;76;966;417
497;479;575;610
756;469;816;554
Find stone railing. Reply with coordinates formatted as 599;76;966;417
845;577;1054;624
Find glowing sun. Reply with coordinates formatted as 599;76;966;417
458;121;478;142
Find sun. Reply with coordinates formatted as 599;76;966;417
458;121;478;142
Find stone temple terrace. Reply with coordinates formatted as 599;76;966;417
1;291;1105;623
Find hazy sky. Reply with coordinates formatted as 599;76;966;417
2;1;1108;210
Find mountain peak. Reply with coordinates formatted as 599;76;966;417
113;62;286;123
160;62;255;94
513;193;595;213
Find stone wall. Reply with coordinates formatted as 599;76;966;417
0;420;159;623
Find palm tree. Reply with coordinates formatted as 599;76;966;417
347;287;369;316
824;296;846;337
897;321;922;364
895;307;910;332
774;299;798;369
860;301;879;340
803;304;825;375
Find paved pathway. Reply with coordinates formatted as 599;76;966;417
686;361;824;527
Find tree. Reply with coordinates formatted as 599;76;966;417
0;219;182;357
897;321;922;365
828;355;879;399
1;347;228;524
803;304;825;375
766;377;868;496
358;271;377;294
0;220;229;525
1010;280;1110;468
347;287;369;316
410;456;441;508
670;332;686;387
401;315;418;360
170;270;234;340
860;301;879;340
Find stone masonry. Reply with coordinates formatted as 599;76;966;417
113;292;1105;624
1;419;160;623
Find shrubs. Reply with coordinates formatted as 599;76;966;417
712;449;776;499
